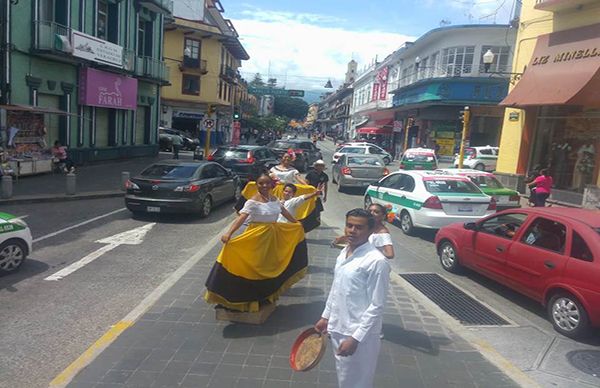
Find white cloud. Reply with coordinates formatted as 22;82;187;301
423;0;514;24
231;8;415;91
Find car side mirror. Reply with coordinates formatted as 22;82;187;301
463;222;477;231
225;168;233;176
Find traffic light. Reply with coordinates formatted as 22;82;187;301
459;107;471;123
233;109;241;120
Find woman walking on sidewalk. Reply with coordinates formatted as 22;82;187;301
529;168;553;207
367;203;395;260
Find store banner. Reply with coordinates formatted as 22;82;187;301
72;31;123;68
79;68;137;110
377;67;389;100
372;83;380;101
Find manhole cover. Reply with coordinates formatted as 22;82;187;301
567;350;600;378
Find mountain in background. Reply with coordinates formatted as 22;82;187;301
302;90;326;104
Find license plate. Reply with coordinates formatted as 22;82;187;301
147;206;161;213
458;206;473;213
496;196;509;204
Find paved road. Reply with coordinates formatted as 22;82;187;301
316;139;600;388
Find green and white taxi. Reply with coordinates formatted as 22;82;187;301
364;171;496;235
0;212;32;274
437;169;521;210
400;148;438;170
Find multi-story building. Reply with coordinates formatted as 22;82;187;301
496;0;600;207
387;24;517;157
316;60;356;138
160;1;249;146
0;0;171;169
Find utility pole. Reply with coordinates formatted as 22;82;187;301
403;117;414;153
458;106;471;169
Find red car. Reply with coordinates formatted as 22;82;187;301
435;207;600;338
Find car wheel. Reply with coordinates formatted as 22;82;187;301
0;239;27;274
383;156;391;165
364;195;373;209
548;292;590;338
475;163;485;171
332;171;337;184
438;240;461;273
337;179;345;193
199;196;212;218
400;211;414;235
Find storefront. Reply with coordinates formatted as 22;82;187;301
499;23;600;204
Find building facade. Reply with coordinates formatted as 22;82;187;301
160;1;249;147
388;25;517;158
496;0;600;207
1;0;171;167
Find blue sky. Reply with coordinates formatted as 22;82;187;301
174;1;515;91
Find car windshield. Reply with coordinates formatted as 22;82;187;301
465;148;476;157
212;148;248;159
141;164;197;178
270;141;296;149
468;175;504;189
405;153;434;162
348;156;383;166
340;147;366;154
425;179;481;194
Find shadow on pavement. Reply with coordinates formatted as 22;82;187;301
284;286;325;297
0;258;50;292
222;301;325;338
389;219;437;243
307;264;334;275
382;323;451;355
129;204;233;225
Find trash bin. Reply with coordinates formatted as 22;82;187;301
193;147;204;160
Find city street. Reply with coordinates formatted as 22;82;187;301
0;139;598;388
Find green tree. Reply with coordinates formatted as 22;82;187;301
274;96;309;120
267;78;277;88
249;73;265;87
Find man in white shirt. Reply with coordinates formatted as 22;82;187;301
277;183;321;223
315;208;390;388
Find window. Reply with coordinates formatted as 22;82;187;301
400;175;415;192
137;18;146;56
97;0;108;40
340;147;366;154
521;218;567;253
468;175;504;189
480;46;510;73
424;179;480;194
429;52;439;77
182;74;200;95
479;148;493;155
479;213;528;239
347;156;383;166
213;165;227;177
368;146;383;154
141;164;198;178
380;174;403;189
202;165;218;179
183;39;201;68
418;57;428;80
571;232;594;261
442;46;475;76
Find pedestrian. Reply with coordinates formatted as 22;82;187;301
305;160;329;203
171;135;183;159
277;183;322;222
528;168;553;207
51;140;75;173
315;208;390;388
269;153;308;185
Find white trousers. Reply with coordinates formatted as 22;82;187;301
330;332;381;388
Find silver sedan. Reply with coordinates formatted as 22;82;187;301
332;154;389;192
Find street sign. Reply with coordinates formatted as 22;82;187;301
248;87;305;98
203;119;215;128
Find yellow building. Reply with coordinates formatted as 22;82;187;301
160;1;249;145
496;0;600;206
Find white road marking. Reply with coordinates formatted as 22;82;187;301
33;208;127;244
44;223;155;281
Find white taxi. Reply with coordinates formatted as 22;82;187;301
453;145;498;171
332;144;392;165
364;171;496;235
0;212;32;274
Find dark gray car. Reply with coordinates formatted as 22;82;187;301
332;154;388;192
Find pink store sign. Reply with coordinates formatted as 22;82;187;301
79;67;137;110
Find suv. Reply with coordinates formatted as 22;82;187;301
208;145;279;183
267;140;323;172
453;146;498;171
159;127;200;151
333;143;392;165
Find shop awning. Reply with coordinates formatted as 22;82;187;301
0;104;78;116
501;23;600;107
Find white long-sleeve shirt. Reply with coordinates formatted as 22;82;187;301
277;195;307;222
322;241;390;342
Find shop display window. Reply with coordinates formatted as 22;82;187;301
530;106;600;192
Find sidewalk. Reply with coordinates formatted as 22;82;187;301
0;152;190;205
63;225;520;388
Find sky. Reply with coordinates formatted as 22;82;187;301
174;0;516;93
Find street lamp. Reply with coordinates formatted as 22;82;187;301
482;49;523;85
415;56;421;69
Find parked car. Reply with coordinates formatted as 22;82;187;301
159;127;200;151
332;154;389;192
124;161;240;217
364;171;496;235
0;212;32;274
333;143;392;165
453;145;499;171
435;207;600;338
399;148;438;170
267;140;323;172
207;145;279;183
437;169;521;210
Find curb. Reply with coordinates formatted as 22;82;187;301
0;191;124;205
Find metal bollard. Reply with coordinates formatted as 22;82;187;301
66;172;76;195
1;175;12;199
121;171;130;191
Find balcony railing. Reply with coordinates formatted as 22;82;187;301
135;56;170;83
390;64;512;91
32;20;72;53
181;58;208;74
534;0;600;11
220;65;238;81
139;0;173;15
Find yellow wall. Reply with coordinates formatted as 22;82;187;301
496;0;600;174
